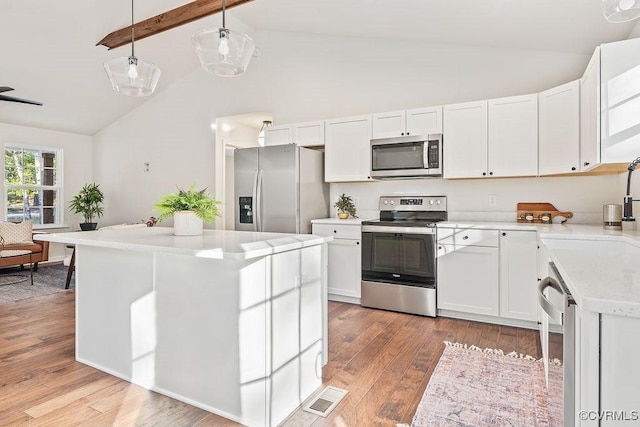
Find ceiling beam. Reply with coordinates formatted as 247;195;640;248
97;0;254;50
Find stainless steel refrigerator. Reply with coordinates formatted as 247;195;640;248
234;144;329;234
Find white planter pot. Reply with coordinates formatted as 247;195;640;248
173;211;203;236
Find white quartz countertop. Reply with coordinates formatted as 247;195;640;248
542;237;640;317
311;217;373;225
37;226;332;260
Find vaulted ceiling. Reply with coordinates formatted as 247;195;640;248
0;0;637;136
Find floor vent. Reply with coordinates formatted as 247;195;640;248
302;386;348;417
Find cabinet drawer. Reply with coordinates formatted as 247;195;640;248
437;228;499;247
312;223;361;240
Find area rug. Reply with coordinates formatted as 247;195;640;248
412;341;563;427
0;263;72;304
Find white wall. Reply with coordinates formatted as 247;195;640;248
0;122;93;260
331;175;621;223
93;30;601;226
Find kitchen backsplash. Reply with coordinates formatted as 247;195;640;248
329;173;623;224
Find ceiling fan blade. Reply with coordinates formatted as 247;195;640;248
0;94;43;106
0;86;15;94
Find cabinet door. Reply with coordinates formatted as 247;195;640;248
488;94;538;177
371;110;406;138
406;106;443;135
436;244;499;316
327;239;361;298
580;47;601;172
443;101;488;179
600;37;640;164
499;230;538;321
294;121;324;147
264;125;293;146
539;80;580;175
325;115;372;182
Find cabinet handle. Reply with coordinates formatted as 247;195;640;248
406;132;410;135
401;132;405;136
438;245;443;250
482;172;486;176
463;235;469;240
502;232;507;236
584;162;590;166
571;167;576;171
489;172;493;176
333;230;337;233
356;242;360;245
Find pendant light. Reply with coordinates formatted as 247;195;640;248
192;0;256;77
602;0;640;22
104;0;161;96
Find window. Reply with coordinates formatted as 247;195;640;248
4;145;63;227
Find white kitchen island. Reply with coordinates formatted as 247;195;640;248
38;226;330;427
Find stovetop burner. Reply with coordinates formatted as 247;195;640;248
364;195;448;226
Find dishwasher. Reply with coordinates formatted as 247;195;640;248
538;261;575;427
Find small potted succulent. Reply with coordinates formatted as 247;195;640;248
334;193;357;219
154;185;221;235
69;183;105;231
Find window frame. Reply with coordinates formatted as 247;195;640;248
3;144;64;229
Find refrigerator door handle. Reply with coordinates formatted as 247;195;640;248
256;169;263;232
251;169;259;232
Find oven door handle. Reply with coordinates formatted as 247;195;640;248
538;277;564;324
361;225;435;234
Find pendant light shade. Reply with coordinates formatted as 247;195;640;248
104;0;161;96
192;0;255;77
602;0;640;22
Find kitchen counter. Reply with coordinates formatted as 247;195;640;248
311;217;372;225
37;226;331;260
439;221;640;317
36;226;329;426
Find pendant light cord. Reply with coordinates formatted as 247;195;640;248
131;0;135;57
222;0;226;29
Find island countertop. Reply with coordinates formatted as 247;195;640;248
37;226;332;260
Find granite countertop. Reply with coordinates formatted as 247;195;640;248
37;226;331;260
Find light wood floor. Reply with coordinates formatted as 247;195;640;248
0;292;560;426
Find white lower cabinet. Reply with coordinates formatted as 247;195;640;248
499;230;538;321
438;227;538;324
437;229;500;316
312;222;361;301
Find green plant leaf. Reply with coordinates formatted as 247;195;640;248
154;185;221;224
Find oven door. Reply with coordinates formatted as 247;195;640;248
361;227;436;287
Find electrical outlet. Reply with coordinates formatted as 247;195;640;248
144;162;150;172
488;194;497;207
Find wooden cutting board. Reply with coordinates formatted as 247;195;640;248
517;202;573;224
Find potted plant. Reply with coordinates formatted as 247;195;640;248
69;183;105;231
334;193;357;219
154;185;221;236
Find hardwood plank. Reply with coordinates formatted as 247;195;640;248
0;291;545;426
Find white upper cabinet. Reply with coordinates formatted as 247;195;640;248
293;121;325;147
371;107;443;139
487;94;538;178
539;80;580;175
580;47;601;171
406;106;443;135
599;37;640;164
444;95;537;179
443;100;488;179
264;125;293;146
371;110;406;138
324;115;373;182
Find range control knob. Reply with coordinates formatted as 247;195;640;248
429;199;434;205
390;200;395;205
383;200;389;205
436;200;441;205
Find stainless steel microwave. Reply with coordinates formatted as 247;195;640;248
370;134;442;179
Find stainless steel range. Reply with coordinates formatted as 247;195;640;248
361;196;447;317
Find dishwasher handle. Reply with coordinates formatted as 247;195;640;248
538;277;564;324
